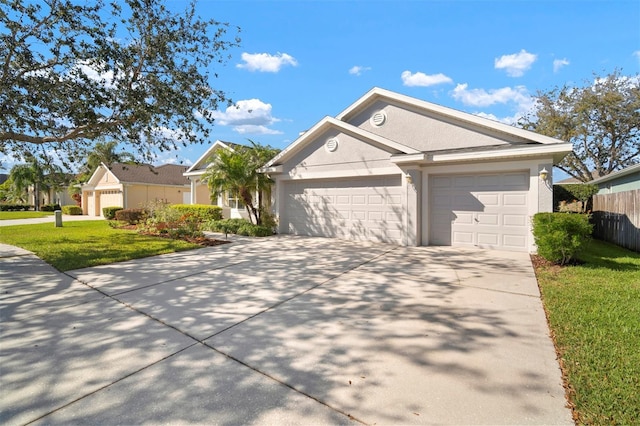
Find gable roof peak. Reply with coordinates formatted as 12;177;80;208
337;87;567;146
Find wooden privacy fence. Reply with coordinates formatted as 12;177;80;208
592;189;640;252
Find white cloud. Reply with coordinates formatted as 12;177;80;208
401;71;453;87
451;83;532;108
211;99;282;135
494;49;537;77
349;65;371;76
553;58;570;73
634;50;640;60
236;52;298;72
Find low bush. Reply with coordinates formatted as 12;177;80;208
532;212;593;265
169;204;223;222
115;208;147;224
0;204;32;211
207;218;273;237
102;206;123;220
206;218;247;234
41;204;61;212
61;205;83;215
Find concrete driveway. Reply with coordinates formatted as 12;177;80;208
0;236;572;425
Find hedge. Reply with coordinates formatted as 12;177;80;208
61;205;83;215
207;218;273;237
115;208;147;224
0;204;32;211
169;204;223;222
532;212;593;265
102;206;123;220
41;204;61;212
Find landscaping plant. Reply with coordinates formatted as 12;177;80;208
532;212;592;265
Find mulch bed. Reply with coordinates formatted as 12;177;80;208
112;223;230;247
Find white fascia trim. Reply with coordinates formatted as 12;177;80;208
122;182;190;189
589;163;640;184
276;166;401;181
391;143;573;165
263;116;418;168
337;87;567;145
184;140;234;174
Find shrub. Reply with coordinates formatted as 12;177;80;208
532;212;593;265
237;223;273;237
554;184;599;213
206;218;272;237
102;206;123;220
205;218;248;234
41;204;61;212
0;204;32;211
169;204;223;222
61;205;83;215
115;208;147;224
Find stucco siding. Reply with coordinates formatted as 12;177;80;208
126;185;186;209
596;172;640;194
347;100;527;152
283;129;400;179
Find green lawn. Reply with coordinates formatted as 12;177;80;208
0;211;54;220
0;220;200;271
534;239;640;425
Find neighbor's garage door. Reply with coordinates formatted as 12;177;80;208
430;172;530;251
99;190;122;216
283;175;404;244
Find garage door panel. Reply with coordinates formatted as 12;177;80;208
284;176;404;244
430;171;529;251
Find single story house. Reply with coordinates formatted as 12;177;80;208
261;87;573;252
589;163;640;194
182;140;254;220
81;162;190;216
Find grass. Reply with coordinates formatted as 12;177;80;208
0;220;200;271
534;239;640;425
0;211;54;220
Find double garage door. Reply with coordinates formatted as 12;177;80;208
430;171;530;251
283;176;404;244
282;171;530;251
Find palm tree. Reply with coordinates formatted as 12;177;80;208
9;158;47;210
202;142;280;225
81;141;136;177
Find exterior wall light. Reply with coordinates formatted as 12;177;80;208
405;172;413;184
539;167;549;182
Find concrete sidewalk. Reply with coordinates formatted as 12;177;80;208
0;237;573;425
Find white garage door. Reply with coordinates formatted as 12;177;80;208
283;176;404;244
99;190;122;216
430;172;530;251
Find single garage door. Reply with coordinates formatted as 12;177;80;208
283;175;404;244
99;190;122;216
430;171;530;251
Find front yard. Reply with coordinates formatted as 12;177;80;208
0;220;200;271
533;239;640;424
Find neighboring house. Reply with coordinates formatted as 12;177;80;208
81;162;190;216
261;87;573;253
182;140;254;220
589;163;640;194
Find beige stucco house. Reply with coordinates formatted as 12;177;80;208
261;88;574;253
81;162;190;216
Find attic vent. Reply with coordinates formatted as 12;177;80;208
370;111;387;127
325;138;339;152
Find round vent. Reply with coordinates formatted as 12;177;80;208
325;138;339;152
370;111;387;127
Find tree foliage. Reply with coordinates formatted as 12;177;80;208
0;0;240;167
203;141;280;225
519;69;640;182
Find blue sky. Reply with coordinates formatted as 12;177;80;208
163;0;639;169
3;0;639;175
